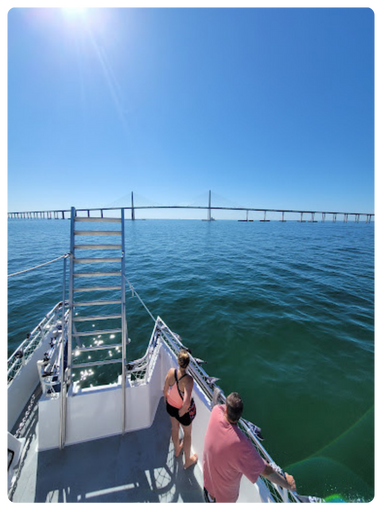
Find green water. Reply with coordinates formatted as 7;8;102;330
8;219;374;501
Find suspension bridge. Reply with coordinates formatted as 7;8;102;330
7;191;374;223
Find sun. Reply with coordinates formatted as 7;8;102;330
61;7;88;19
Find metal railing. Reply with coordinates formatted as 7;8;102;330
154;317;304;503
7;302;65;385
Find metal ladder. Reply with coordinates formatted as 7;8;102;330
60;207;127;448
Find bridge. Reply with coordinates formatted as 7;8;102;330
7;191;374;223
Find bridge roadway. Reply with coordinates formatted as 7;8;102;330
7;205;374;223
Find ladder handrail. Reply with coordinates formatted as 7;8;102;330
59;255;68;449
68;206;76;386
60;207;76;449
121;208;127;434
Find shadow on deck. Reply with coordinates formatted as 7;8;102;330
19;398;204;503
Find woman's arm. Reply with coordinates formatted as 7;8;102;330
163;369;174;399
178;376;193;417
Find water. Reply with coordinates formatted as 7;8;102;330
8;219;374;502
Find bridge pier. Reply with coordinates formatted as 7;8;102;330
280;211;286;222
298;212;306;222
260;210;270;222
131;192;135;220
238;210;253;222
309;212;317;223
333;213;337;222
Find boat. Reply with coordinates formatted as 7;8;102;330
8;207;322;503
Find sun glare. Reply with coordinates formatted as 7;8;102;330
61;7;87;19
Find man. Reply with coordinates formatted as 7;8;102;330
203;392;296;503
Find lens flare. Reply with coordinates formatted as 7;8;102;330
61;8;87;18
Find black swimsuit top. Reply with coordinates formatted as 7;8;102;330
174;369;187;400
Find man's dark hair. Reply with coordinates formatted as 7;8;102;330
226;392;244;423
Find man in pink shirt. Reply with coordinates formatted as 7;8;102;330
203;392;296;503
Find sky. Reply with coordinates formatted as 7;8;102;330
6;3;376;218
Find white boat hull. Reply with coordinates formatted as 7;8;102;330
8;303;66;431
8;314;309;503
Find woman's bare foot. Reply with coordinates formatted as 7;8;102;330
184;453;198;470
175;440;184;458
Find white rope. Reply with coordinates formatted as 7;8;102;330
125;277;156;323
8;253;69;278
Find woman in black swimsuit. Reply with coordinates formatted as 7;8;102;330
163;349;198;469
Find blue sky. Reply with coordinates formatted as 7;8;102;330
7;6;375;217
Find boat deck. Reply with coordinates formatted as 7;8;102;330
10;397;204;503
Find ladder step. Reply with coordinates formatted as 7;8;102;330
74;258;121;263
74;314;122;322
72;359;123;369
75;343;122;352
74;272;121;277
73;300;121;307
74;329;122;338
75;217;121;223
74;244;122;250
75;231;121;236
73;286;121;292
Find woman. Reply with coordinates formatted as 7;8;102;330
163;349;198;469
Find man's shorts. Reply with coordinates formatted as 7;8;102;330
204;488;216;503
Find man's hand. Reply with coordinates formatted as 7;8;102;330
261;463;297;492
284;473;296;492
